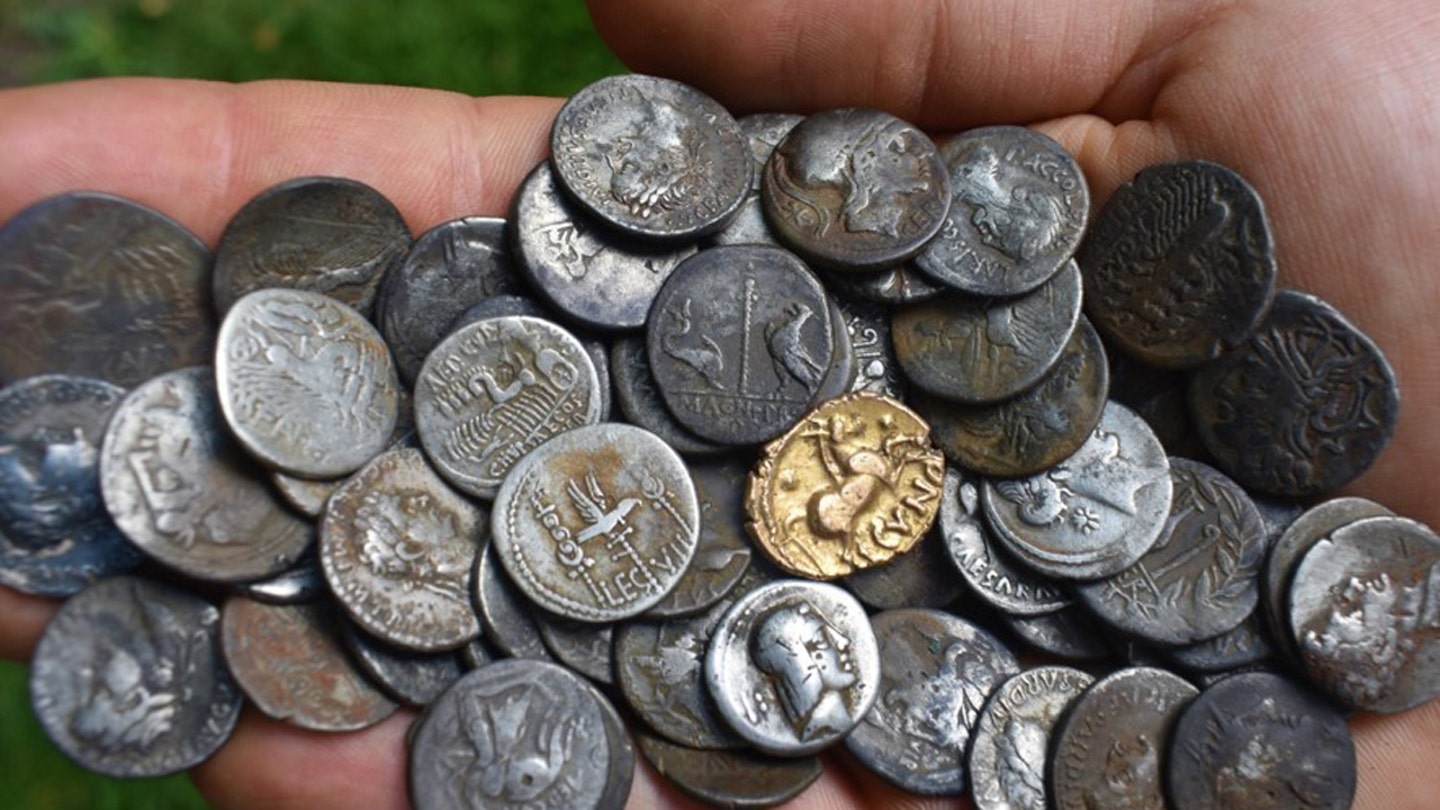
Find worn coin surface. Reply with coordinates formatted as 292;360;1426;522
100;368;314;583
842;526;963;610
212;176;412;316
415;314;601;500
609;336;729;457
710;112;804;247
1164;608;1275;673
1189;288;1399;496
644;457;753;618
0;192;215;388
535;614;616;685
492;423;699;622
968;666;1095;810
845;609;1021;795
810;296;860;404
320;447;484;651
550;73;751;240
1002;605;1112;662
217;287;400;478
30;576;242;778
763;108;950;271
747;392;944;579
336;618;466;707
827;262;948;305
1081;160;1275;369
236;554;328;605
635;728;823;809
836;297;906;398
473;545;555;662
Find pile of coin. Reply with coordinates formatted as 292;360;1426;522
0;71;1432;810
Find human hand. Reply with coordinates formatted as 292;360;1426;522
3;0;1439;808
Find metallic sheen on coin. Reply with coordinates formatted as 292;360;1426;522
968;666;1095;810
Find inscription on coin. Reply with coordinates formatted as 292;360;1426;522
968;666;1095;810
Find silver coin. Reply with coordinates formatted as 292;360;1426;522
30;576;242;777
826;261;948;305
216;287;400;478
968;666;1095;810
836;297;906;398
336;617;466;707
415;314;601;500
491;423;699;622
1164;607;1275;673
609;336;729;457
635;728;822;809
235;553;328;605
705;579;880;756
535;614;616;685
473;545;555;662
270;469;343;518
643;457;753;619
100;368;314;583
842;525;963;610
1002;604;1112;662
710;112;804;247
320;447;484;652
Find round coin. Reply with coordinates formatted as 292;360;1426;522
472;544;554;662
968;666;1095;810
635;728;823;809
710;112;804;247
842;526;963;610
609;336;729;457
336;618;466;707
643;457;753;618
535;614;616;685
1001;604;1113;662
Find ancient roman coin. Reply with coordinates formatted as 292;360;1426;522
892;260;1083;403
836;297;906;397
705;579;880;756
916;126;1089;296
1166;672;1355;810
842;527;963;610
635;728;823;809
221;597;397;731
1106;350;1208;459
1074;457;1268;646
99;368;314;583
550;73;751;240
609;336;728;457
0;192;214;387
1049;667;1199;810
512;162;696;331
710;112;804;247
1001;605;1112;662
29;576;242;778
491;423;699;622
845;609;1021;795
763;108;950;271
747;392;944;579
535;614;616;685
1189;288;1399;496
826;261;948;305
809;296;860;404
1164;608;1274;674
270;470;343;518
644;457;753;618
235;554;327;605
320;447;484;651
646;244;835;446
212;176;412;316
337;618;466;707
414;314;601;500
968;666;1095;810
217;287;401;478
983;401;1173;580
0;375;142;596
1081;160;1275;369
473;545;554;662
1288;514;1440;713
576;675;636;810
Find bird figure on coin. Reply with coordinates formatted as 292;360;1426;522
661;299;726;389
568;471;640;544
765;302;825;391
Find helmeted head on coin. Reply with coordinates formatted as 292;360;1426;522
752;600;857;741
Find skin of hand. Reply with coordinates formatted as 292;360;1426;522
2;0;1439;808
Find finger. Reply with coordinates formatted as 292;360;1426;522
0;585;59;661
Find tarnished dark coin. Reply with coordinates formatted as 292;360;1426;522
491;423;699;622
1074;457;1268;646
212;176;411;317
577;675;636;810
512;162;696;331
0;192;215;387
711;112;804;247
1049;667;1199;810
235;553;328;605
893;260;1082;404
461;638;495;670
320;447;484;651
414;314;601;499
1081;160;1275;369
916;126;1088;296
30;576;242;777
842;525;963;610
1164;608;1274;674
269;470;343;518
1189;288;1399;496
644;457;753;618
1106;350;1209;459
0;375;142;596
407;659;616;810
763;108;950;271
473;545;554;662
826;261;948;305
1166;671;1355;810
100;368;314;583
917;316;1108;478
983;401;1172;581
217;287;401;478
647;244;834;446
809;296;859;404
1288;514;1440;713
336;617;466;707
550;73;751;240
835;297;905;398
845;608;1020;795
609;336;728;457
221;597;397;731
968;666;1095;810
376;216;519;384
535;614;616;685
1001;604;1112;662
635;729;823;809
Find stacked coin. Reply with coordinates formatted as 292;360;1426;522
0;71;1428;810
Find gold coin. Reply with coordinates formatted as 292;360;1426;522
747;391;945;579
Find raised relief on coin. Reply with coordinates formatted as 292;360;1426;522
609;336;728;457
748;392;944;579
836;297;906;398
968;666;1095;810
711;112;804;247
644;458;753;618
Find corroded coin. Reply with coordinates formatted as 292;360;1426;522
842;526;963;610
1164;608;1274;674
916;126;1089;296
550;73;751;240
1002;604;1112;662
320;447;484;652
836;297;906;398
0;374;142;596
100;368;314;583
705;579;880;756
711;112;804;247
269;470;343;518
763;108;950;271
415;314;601;500
30;576;242;778
1189;288;1399;496
747;392;944;580
217;287;401;478
810;296;860;404
968;666;1095;810
472;545;554;662
635;728;823;809
0;191;215;387
845;609;1020;795
1081;160;1275;369
336;617;466;707
491;423;699;622
535;614;616;685
609;336;728;457
644;457;753;618
212;176;412;316
826;261;948;305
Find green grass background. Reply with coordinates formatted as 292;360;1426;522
0;1;620;807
